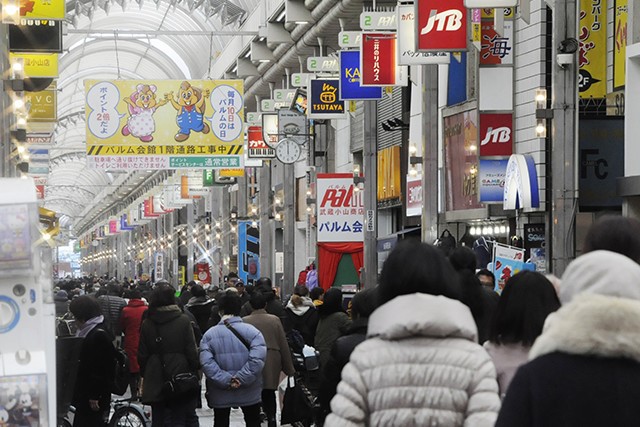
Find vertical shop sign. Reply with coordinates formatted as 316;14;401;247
406;175;423;217
154;252;164;281
309;79;345;119
397;4;450;65
237;220;260;284
479;158;508;203
480;20;514;65
479;113;513;156
579;0;607;98
361;32;398;86
339;50;383;100
613;0;627;91
524;223;546;273
415;0;468;51
248;125;275;158
316;174;364;242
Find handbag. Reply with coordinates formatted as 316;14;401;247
281;376;314;425
152;321;200;399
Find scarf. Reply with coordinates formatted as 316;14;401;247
76;315;104;338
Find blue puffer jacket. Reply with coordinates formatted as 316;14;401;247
200;316;267;408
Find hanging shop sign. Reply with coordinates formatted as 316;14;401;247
274;89;296;107
377;146;402;208
309;79;345;120
84;79;244;170
317;173;364;243
524;223;546;272
613;0;627;91
154;252;165;281
27;147;48;161
406;175;423;217
339;31;362;49
479;158;508;203
120;214;135;231
248;125;275;158
181;170;209;198
578;0;607;98
26;132;53;144
25;88;56;122
35;184;44;200
291;72;314;88
10;52;58;77
261;114;279;148
290;88;308;115
479;113;513;156
444;110;482;211
1;0;66;21
415;0;468;51
195;262;211;284
480;20;514;65
503;154;540;210
203;169;214;186
307;56;339;73
237;220;260;285
396;4;450;65
360;10;397;30
361;32;399;86
339;50;383;101
480;7;514;18
278;109;308;145
219;168;244;177
9;19;63;53
492;243;531;294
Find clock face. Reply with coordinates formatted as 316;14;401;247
275;139;301;164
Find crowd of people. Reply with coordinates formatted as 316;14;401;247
56;214;640;426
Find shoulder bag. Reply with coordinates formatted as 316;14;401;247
223;319;251;350
152;321;200;399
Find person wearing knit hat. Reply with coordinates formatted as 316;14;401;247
497;250;640;426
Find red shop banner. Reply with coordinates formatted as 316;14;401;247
479;113;513;157
416;0;468;51
195;262;211;284
361;32;397;86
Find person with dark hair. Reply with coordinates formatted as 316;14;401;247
484;271;560;397
326;240;500;425
318;288;377;423
285;285;318;346
54;289;70;317
120;289;148;399
497;251;640;426
185;284;215;334
138;283;200;426
315;288;351;370
179;280;198;307
450;246;499;344
235;281;250;305
69;296;116;426
310;287;325;307
477;268;497;292
240;277;288;329
200;291;267;427
244;292;295;427
97;282;127;337
583;215;640;263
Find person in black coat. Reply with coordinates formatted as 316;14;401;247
184;284;215;334
284;285;318;346
317;288;377;424
69;296;115;427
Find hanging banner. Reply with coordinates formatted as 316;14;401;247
248;125;275;158
278;109;308;145
339;50;384;100
579;0;607;98
361;32;398;86
397;4;450;65
492;243;532;293
237;220;260;285
613;0;627;91
316;173;364;242
479;158;508;203
480;20;514;65
471;9;482;50
84;79;244;169
154;252;165;281
416;0;468;51
261;113;279;148
195;262;211;284
479;113;513;156
309;79;345;120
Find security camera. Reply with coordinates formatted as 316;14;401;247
558;38;579;53
557;53;575;67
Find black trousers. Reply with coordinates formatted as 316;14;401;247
213;403;261;427
151;397;199;427
72;397;109;427
261;389;277;425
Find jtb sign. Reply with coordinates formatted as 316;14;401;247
479;113;513;156
416;0;468;51
317;174;364;242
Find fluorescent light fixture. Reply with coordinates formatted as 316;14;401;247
285;0;313;24
251;41;275;63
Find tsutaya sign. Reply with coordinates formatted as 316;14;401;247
316;173;364;242
503;154;540;210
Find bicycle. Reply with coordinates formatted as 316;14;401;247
60;397;150;427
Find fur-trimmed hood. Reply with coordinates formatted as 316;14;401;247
530;293;640;363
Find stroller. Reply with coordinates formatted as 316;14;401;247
285;330;321;426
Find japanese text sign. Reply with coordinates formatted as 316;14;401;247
416;0;468;51
248;125;275;158
317;174;364;242
579;0;607;98
480;20;513;65
361;32;398;86
339;50;383;100
479;158;508;203
397;4;450;65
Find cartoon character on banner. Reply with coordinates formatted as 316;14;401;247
122;84;169;142
165;81;211;142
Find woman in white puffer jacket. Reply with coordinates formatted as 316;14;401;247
325;241;501;427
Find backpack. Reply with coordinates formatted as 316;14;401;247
305;269;318;291
111;347;130;396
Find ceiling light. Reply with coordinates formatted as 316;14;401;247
285;0;313;24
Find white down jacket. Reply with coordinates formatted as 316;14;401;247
325;293;500;427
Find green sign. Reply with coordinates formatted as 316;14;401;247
203;169;214;186
169;156;241;168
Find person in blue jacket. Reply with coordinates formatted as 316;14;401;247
200;290;267;427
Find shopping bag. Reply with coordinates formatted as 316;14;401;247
281;376;313;425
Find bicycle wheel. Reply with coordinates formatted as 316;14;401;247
108;406;146;427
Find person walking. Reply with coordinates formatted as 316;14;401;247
200;291;267;427
54;290;70;317
326;240;500;426
285;285;318;346
119;289;148;399
184;284;215;334
138;283;200;427
243;292;296;427
496;251;640;426
97;282;127;338
483;271;560;397
69;296;116;427
315;288;351;371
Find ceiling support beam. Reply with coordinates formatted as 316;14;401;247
67;29;259;36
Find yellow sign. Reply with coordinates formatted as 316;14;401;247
26;89;56;121
220;168;245;177
481;8;514;19
377;146;401;203
10;52;58;77
613;0;627;90
579;0;607;98
16;0;65;20
84;80;245;169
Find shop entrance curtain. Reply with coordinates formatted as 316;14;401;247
317;242;364;290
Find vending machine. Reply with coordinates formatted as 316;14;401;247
0;179;56;426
